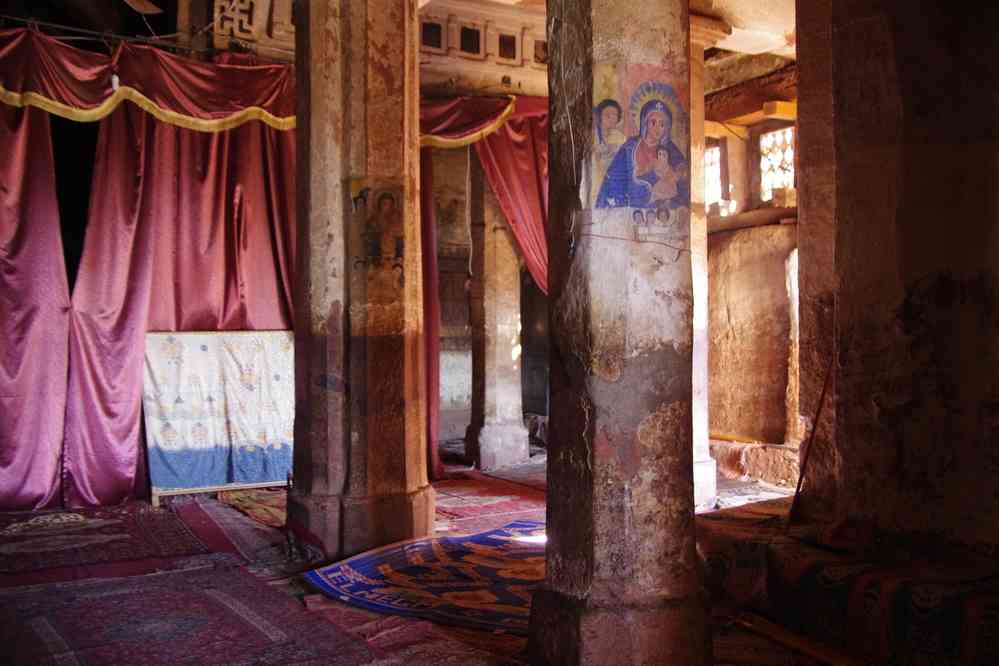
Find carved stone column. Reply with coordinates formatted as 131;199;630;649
466;154;530;471
289;1;434;559
529;1;710;662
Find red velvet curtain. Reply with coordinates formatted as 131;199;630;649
419;95;519;479
0;30;549;502
0;29;294;127
475;97;549;294
0;106;70;509
419;95;549;476
62;103;296;507
420;148;444;480
420;95;513;143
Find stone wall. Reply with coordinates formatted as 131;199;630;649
709;223;797;444
799;0;999;545
432;148;473;441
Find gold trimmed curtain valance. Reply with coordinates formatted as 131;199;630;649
0;28;546;142
419;95;517;148
0;28;296;132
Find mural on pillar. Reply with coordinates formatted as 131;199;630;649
350;183;406;290
593;66;690;221
368;191;404;260
353;187;405;266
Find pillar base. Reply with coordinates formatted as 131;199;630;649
528;588;712;666
693;457;717;510
288;484;435;559
473;422;529;471
287;491;342;557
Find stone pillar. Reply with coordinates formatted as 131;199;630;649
529;1;710;663
289;1;434;559
466;154;530;470
690;14;731;509
795;0;839;513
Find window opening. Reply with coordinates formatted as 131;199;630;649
760;126;795;203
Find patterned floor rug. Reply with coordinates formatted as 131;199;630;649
170;495;323;580
434;509;548;538
305;520;546;636
433;477;545;520
0;503;208;574
476;457;548;492
309;596;527;665
218;487;287;528
0;566;373;666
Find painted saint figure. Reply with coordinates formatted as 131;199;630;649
595;97;689;211
593;99;625;147
364;192;403;260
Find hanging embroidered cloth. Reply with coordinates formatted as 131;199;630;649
142;331;294;493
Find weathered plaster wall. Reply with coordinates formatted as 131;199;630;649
709;224;796;444
432;148;473;441
802;0;999;544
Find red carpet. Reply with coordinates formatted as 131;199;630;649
0;566;373;665
218;487;287;528
434;476;545;520
309;596;527;664
0;503;208;575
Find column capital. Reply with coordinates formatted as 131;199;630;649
690;14;732;50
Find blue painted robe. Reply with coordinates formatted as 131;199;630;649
595;137;689;210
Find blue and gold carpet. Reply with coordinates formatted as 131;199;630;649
304;520;546;635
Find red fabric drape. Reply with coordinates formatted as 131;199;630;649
419;95;515;478
418;95;550;475
0;28;294;126
0;106;70;509
475;97;549;293
420;149;444;480
419;95;512;143
62;103;295;507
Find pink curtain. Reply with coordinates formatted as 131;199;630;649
474;97;549;293
0;106;70;509
62;103;296;507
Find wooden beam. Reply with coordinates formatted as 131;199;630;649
725;99;798;126
764;100;797;120
706;63;797;123
705;120;749;141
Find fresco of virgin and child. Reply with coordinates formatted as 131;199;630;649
595;83;690;212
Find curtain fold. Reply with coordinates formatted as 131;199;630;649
420;148;444;480
0;28;294;131
0;35;547;505
475;101;549;293
0;106;70;509
420;95;514;148
62;103;295;507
